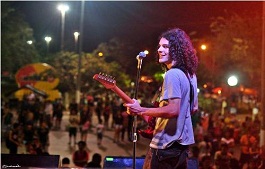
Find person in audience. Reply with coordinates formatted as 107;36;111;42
96;119;105;146
187;145;200;169
61;157;71;168
86;153;102;168
221;130;235;153
72;141;89;167
200;155;214;169
68;114;79;146
258;145;265;169
113;110;123;143
214;143;233;169
239;129;256;169
6;123;21;154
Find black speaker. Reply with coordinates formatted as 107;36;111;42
103;156;145;169
1;154;60;168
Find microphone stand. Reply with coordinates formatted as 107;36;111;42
132;55;143;169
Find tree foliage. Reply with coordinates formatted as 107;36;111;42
1;2;39;75
50;50;131;95
92;37;140;76
208;11;262;89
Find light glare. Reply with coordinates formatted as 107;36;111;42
45;36;52;42
27;40;33;45
201;44;207;50
227;75;238;86
57;4;69;12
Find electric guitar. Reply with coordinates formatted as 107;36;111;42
93;73;156;139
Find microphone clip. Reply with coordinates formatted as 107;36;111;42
136;51;146;60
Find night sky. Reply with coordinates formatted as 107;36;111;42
9;1;263;53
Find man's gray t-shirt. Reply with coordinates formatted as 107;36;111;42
150;68;198;149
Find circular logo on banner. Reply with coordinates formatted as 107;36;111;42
15;63;60;90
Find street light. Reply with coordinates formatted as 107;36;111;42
76;0;85;104
227;75;238;114
201;44;207;50
200;43;216;87
98;52;103;57
73;31;79;52
227;75;238;87
44;36;52;54
57;4;69;51
27;40;33;45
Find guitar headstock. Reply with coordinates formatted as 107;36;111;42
93;73;116;89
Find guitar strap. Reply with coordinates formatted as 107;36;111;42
179;68;194;113
151;85;162;107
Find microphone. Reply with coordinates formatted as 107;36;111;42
136;51;146;69
136;51;146;59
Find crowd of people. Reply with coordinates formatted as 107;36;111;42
1;91;265;168
1;92;134;168
190;109;265;169
2;95;55;155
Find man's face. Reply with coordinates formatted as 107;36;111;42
157;37;171;64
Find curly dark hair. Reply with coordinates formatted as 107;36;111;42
158;28;198;76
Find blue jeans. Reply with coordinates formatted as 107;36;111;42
143;142;189;169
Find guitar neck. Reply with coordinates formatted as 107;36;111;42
111;86;134;104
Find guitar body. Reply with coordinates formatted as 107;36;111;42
137;117;156;139
137;87;162;139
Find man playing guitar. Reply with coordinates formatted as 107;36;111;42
125;28;198;169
